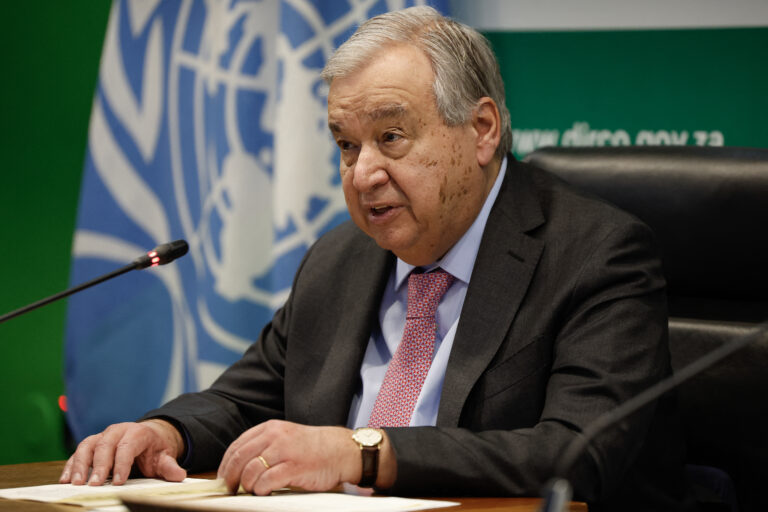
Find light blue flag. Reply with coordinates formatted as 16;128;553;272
65;0;449;441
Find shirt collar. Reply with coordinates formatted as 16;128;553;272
394;156;509;290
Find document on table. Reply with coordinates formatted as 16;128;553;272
0;477;225;507
121;493;460;511
0;477;459;511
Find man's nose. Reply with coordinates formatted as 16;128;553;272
352;144;389;193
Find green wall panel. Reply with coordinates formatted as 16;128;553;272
485;28;768;156
0;2;110;464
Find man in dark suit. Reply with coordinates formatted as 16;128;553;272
61;6;689;510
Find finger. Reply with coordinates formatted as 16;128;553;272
219;445;251;494
156;452;187;482
217;422;267;480
89;425;127;485
111;424;158;484
69;436;98;485
219;440;268;494
252;462;292;496
111;453;136;484
59;456;74;483
239;454;274;494
111;442;139;485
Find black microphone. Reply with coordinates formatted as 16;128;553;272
132;239;189;269
539;320;768;511
0;239;189;325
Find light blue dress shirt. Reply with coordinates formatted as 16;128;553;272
347;157;508;429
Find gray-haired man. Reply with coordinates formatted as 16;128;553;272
62;7;689;511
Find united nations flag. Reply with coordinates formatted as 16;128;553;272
65;0;448;441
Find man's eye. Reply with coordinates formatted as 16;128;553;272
337;140;354;151
382;132;402;143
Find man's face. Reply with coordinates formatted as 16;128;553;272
327;44;498;266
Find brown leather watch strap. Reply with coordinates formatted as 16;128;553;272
359;444;380;487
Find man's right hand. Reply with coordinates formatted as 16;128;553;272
59;419;187;486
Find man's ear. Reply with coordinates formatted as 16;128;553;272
472;97;502;166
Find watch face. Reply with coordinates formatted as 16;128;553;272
353;427;383;446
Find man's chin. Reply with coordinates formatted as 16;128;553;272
379;240;439;267
353;222;434;264
370;234;415;260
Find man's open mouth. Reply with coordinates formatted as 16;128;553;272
371;205;393;216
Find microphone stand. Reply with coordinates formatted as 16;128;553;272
0;240;188;325
0;263;137;325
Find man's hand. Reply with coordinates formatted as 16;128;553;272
217;420;395;495
59;419;186;486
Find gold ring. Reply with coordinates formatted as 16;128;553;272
257;455;270;469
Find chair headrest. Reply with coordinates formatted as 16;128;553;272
524;146;768;305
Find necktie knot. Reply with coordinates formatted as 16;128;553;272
406;269;455;319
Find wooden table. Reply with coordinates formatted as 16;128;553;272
0;461;587;511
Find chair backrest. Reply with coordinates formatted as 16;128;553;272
524;146;768;511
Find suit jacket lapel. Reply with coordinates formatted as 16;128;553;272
438;158;546;427
307;236;394;425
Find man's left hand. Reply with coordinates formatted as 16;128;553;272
217;420;393;495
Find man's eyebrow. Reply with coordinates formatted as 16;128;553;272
328;104;407;133
366;104;407;121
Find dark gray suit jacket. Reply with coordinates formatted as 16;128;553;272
146;158;690;510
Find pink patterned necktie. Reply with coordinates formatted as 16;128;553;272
368;268;455;428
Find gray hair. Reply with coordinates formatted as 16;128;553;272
321;6;512;158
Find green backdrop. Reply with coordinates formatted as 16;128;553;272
0;2;111;464
486;28;768;157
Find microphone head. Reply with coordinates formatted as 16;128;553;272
133;240;189;269
154;240;189;264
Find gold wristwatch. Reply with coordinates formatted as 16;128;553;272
352;427;383;487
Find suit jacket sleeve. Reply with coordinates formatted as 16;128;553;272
141;222;393;473
140;258;298;473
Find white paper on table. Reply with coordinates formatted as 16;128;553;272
147;493;460;512
0;477;225;507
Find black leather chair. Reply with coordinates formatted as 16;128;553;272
524;146;768;512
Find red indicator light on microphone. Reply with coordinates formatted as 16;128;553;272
58;395;68;412
146;250;161;267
